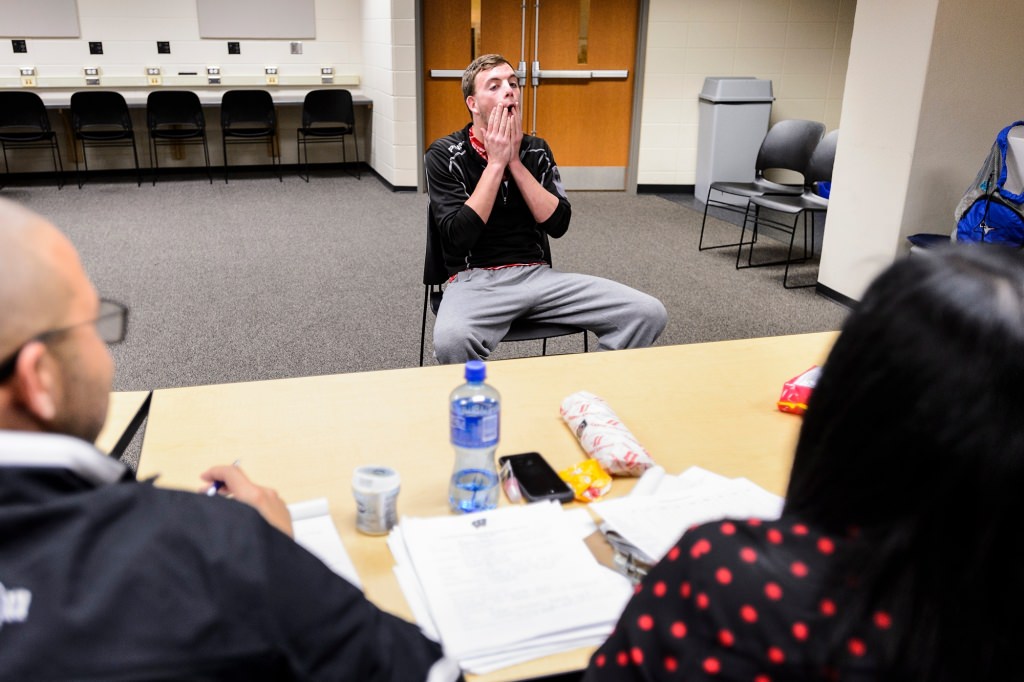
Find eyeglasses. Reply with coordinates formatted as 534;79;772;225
0;298;128;382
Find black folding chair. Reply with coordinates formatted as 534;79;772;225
69;91;141;188
0;91;64;189
147;91;212;185
296;89;359;181
220;90;281;183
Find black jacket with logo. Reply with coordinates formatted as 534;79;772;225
0;431;456;681
425;123;572;276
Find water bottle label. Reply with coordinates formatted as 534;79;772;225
450;410;499;448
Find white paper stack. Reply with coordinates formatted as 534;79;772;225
388;501;633;674
591;466;784;566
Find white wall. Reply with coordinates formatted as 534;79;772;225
360;0;418;188
4;0;852;187
1;0;363;88
0;0;423;187
638;0;855;186
818;0;1024;301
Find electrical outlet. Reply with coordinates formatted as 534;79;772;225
157;41;170;54
21;76;36;87
148;75;162;86
12;39;27;53
290;41;302;55
227;41;240;54
265;74;279;85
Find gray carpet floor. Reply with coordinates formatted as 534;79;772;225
3;172;848;390
3;171;847;464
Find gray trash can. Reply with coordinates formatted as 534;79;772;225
695;77;774;206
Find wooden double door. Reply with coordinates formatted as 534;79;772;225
423;0;640;190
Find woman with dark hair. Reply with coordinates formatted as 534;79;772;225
584;246;1024;681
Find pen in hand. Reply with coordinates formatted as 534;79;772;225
206;459;241;496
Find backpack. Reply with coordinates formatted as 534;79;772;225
954;121;1024;246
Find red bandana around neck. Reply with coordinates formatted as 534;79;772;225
468;126;488;161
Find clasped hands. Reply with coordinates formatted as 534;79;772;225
481;103;523;169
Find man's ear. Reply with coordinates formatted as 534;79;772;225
466;95;477;116
12;341;58;422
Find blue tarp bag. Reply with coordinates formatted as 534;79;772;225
954;121;1024;246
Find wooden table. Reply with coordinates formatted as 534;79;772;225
95;390;152;457
138;332;836;681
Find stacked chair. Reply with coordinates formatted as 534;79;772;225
736;130;840;288
698;119;825;252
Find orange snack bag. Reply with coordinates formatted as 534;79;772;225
559;459;612;503
777;365;822;415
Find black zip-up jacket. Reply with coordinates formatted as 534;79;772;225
425;123;571;276
0;431;456;681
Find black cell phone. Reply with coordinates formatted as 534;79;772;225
498;452;574;504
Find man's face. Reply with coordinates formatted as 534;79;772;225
42;236;114;443
468;62;520;128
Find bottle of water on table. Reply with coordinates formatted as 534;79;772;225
449;360;500;513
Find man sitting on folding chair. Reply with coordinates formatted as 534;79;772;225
425;54;667;364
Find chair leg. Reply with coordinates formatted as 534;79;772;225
582;331;589;353
274;134;282;182
419;286;430;367
542;338;548;356
782;213;804;288
699;188;749;251
131;136;141;187
53;139;64;190
698;188;714;250
783;211;820;289
202;133;212;184
351;129;360;180
735;206;756;269
151;138;159;186
223;137;229;184
76;139;85;189
0;143;7;190
298;132;309;183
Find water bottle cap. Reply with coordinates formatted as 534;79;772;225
464;360;486;382
352;465;401;493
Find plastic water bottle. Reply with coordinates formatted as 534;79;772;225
448;360;500;513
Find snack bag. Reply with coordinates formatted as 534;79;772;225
560;391;656;476
559;459;612;502
777;365;822;415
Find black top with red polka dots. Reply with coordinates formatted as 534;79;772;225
583;517;895;681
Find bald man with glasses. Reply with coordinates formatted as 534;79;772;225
0;198;459;681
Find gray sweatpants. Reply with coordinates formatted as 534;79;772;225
433;265;667;364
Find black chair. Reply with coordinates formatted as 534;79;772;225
736;130;840;288
220;90;281;183
296;89;360;181
0;91;64;189
419;207;588;366
69;91;141;189
699;119;825;251
146;91;212;185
